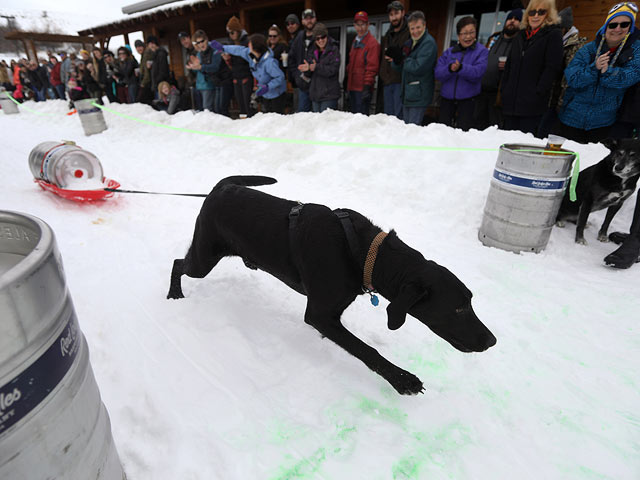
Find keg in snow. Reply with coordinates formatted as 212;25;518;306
75;98;108;136
0;210;125;479
478;143;576;253
29;141;104;189
0;90;19;115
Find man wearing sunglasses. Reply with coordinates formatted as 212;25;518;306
557;2;640;144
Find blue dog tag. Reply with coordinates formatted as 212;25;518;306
370;294;379;307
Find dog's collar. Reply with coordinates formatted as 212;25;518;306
363;231;388;291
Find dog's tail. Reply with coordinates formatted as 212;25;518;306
215;176;277;189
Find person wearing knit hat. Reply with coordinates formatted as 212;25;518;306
302;22;341;112
285;13;301;42
225;16;253;117
557;2;640;144
598;2;637;34
506;8;523;22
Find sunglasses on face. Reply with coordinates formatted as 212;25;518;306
316;35;327;40
608;20;632;29
529;9;548;16
609;2;638;14
268;34;278;37
287;22;297;26
194;39;205;45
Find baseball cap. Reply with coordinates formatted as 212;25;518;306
178;31;190;38
286;13;300;24
354;11;369;23
302;8;316;18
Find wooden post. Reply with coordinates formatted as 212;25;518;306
27;39;38;61
239;9;249;32
124;32;131;47
189;18;196;35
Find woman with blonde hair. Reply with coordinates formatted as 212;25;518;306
154;80;181;114
500;0;564;135
267;24;288;72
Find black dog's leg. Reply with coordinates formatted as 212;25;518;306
304;303;424;395
598;204;623;242
575;196;595;245
167;259;186;299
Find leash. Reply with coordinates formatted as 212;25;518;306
103;187;207;198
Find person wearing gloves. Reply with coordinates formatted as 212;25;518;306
301;23;341;112
435;16;488;130
557;2;640;143
347;11;381;115
210;34;287;114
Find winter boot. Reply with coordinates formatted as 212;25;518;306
604;236;640;268
608;232;629;244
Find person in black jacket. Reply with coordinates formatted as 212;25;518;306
288;8;317;112
380;1;410;119
147;36;170;98
500;0;563;136
115;47;139;103
27;60;49;101
225;16;253;118
303;23;341;112
477;9;522;129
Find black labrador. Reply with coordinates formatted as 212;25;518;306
168;176;497;395
556;138;640;244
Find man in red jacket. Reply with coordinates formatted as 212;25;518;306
347;11;380;115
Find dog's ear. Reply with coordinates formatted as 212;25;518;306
387;283;427;330
602;137;618;152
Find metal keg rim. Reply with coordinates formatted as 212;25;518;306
501;143;575;158
0;210;54;291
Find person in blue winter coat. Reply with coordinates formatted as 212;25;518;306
300;23;341;112
557;2;640;143
211;34;287;114
386;10;437;125
435;16;488;130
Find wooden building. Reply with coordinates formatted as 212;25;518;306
77;0;622;85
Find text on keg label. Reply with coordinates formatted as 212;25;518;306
0;225;32;241
0;388;21;416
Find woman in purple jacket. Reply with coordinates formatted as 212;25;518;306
435;17;488;130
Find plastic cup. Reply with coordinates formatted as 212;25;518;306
281;52;288;67
544;134;566;155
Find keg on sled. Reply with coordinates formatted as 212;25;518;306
0;210;125;479
0;90;19;115
478;143;576;253
75;98;108;136
29;140;104;189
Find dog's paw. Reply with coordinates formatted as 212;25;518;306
390;371;425;395
556;220;565;228
167;289;185;300
597;233;610;243
575;237;587;246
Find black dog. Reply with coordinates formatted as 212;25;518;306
168;176;496;395
556;138;640;244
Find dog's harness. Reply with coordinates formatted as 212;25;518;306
289;204;387;306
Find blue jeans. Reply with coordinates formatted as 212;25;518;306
127;83;138;104
403;106;426;125
383;83;403;120
349;90;371;115
54;84;66;100
200;89;214;111
213;83;233;117
297;89;312;112
34;87;46;102
312;99;338;113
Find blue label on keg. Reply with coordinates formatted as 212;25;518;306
493;169;567;191
0;313;81;436
78;107;101;114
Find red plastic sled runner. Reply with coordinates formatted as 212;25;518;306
35;178;121;202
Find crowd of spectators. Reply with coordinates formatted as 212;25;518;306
1;0;639;141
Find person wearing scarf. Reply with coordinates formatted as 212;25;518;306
500;0;563;136
557;2;640;143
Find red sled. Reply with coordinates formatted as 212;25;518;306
35;178;121;202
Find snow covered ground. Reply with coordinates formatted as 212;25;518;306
1;100;639;479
